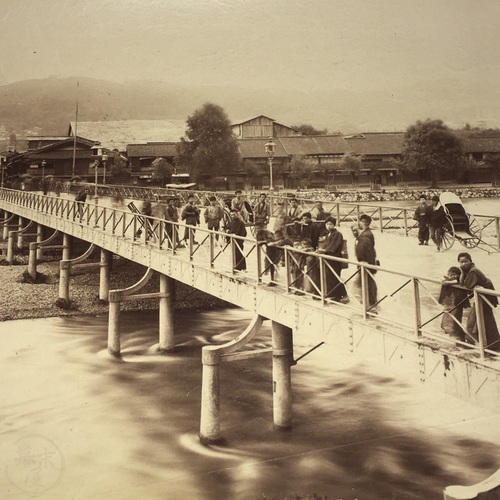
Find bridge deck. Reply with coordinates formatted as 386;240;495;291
1;189;499;414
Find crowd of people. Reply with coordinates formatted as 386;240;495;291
438;252;499;353
116;188;500;354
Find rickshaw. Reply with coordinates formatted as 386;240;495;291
439;192;482;251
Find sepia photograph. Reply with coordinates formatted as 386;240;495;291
0;1;499;498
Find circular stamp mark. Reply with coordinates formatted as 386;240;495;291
5;434;64;496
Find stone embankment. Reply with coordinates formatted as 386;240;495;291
295;186;500;203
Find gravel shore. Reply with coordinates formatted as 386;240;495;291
0;249;232;322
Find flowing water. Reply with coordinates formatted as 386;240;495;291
1;308;499;500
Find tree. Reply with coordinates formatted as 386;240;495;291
108;149;130;181
176;103;241;182
151;157;172;186
401;119;465;188
340;153;362;185
291;124;328;136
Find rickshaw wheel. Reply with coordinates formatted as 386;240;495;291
462;214;482;248
440;216;455;251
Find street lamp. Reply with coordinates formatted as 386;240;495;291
265;137;276;191
90;144;103;200
0;153;6;188
102;153;108;184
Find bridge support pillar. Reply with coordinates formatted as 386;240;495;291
200;351;222;444
99;249;111;301
158;275;175;353
272;321;293;431
28;242;37;280
59;261;71;301
17;217;25;249
108;300;121;357
444;467;500;499
7;230;16;264
36;224;44;260
1;211;9;240
199;315;264;445
62;234;71;261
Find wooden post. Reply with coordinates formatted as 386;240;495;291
158;275;175;353
272;321;293;431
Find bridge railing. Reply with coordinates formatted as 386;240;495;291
32;183;500;249
1;187;499;359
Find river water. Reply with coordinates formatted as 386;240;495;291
1;196;500;499
1;308;499;500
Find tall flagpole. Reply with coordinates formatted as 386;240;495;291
71;81;79;177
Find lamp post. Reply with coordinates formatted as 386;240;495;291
0;153;6;188
102;153;108;184
90;144;101;202
265;137;276;191
41;159;46;180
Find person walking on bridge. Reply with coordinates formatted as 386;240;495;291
438;266;470;342
355;214;378;310
181;196;200;244
165;197;183;249
287;197;301;223
458;252;500;352
253;193;270;229
429;195;446;252
204;196;224;240
413;195;430;245
227;208;247;272
316;216;349;303
74;187;88;221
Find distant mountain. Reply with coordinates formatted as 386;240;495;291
0;76;498;143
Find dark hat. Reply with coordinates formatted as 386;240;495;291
359;214;372;223
431;195;440;202
208;196;217;201
301;212;312;219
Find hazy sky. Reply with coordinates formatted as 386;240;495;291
1;0;500;128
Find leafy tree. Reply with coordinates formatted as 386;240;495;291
340;153;362;185
151;157;172;186
289;155;307;181
461;124;500;137
401;119;465;188
291;124;328;136
176;103;241;181
108;149;130;181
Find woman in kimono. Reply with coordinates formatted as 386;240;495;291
316;216;348;302
458;252;500;352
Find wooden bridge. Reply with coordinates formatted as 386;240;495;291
1;187;500;498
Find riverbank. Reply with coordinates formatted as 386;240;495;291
295;185;500;203
0;253;232;322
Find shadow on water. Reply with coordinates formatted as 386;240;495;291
1;309;499;499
